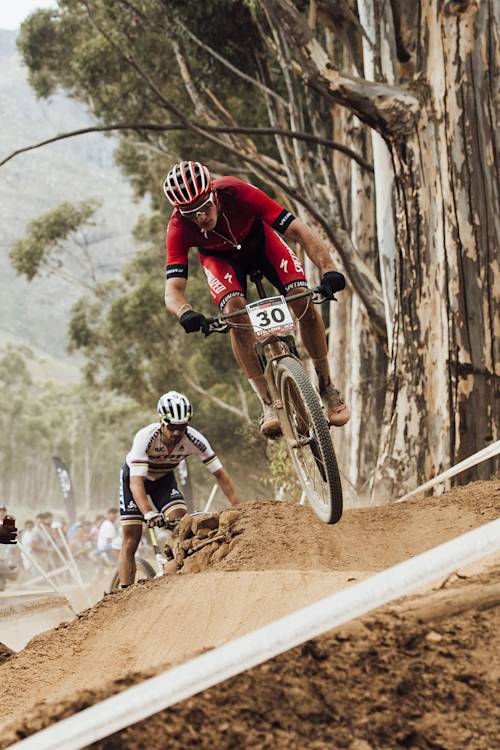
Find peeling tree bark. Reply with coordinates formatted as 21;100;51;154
346;118;387;493
373;0;500;497
265;0;420;135
357;0;397;340
263;0;499;497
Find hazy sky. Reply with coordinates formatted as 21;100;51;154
0;0;57;30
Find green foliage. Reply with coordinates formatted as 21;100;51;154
0;344;150;510
17;0;276;202
63;212;262;470
13;0;305;495
10;200;97;281
265;439;301;497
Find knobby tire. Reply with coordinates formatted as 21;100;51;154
276;356;343;524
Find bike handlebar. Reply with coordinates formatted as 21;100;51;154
205;286;329;335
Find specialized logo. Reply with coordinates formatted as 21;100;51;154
203;267;226;295
284;280;307;293
272;209;295;233
224;272;233;283
166;264;188;279
219;290;245;310
280;258;289;274
278;211;293;227
289;249;304;274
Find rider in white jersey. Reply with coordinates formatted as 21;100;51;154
124;423;223;484
118;391;240;587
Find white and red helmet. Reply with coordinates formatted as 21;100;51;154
163;161;212;207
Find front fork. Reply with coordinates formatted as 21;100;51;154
255;336;298;443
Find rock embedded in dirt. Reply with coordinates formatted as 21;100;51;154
176;514;194;539
191;513;219;534
217;510;240;534
196;527;212;539
164;509;243;573
213;543;230;562
426;630;443;643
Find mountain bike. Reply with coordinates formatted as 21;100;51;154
206;275;343;524
107;510;212;591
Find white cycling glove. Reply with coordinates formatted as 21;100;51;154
143;510;164;528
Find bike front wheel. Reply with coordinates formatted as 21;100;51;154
276;356;343;524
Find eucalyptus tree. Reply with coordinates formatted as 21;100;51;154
9;0;497;499
262;0;499;495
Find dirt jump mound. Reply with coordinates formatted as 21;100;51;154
0;480;498;748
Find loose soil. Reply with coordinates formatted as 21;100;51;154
0;479;499;749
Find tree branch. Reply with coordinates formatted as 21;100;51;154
0;122;373;172
173;17;290;110
171;39;221;127
182;372;250;422
2;119;385;335
17;4;386;337
264;0;419;139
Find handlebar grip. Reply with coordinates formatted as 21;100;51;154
206;319;230;335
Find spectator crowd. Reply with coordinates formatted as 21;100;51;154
0;506;121;591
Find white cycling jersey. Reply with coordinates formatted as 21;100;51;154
126;423;222;481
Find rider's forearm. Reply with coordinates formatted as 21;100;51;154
129;476;154;516
164;279;192;318
285;219;335;276
214;469;241;507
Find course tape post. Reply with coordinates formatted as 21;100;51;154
10;517;500;750
396;440;500;504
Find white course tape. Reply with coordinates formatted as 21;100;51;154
10;517;500;750
397;440;500;503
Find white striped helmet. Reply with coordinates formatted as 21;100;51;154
157;391;193;426
163;161;212;206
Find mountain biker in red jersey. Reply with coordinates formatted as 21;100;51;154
163;161;351;438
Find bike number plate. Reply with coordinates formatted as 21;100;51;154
246;295;294;338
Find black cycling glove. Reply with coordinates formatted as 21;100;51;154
319;271;346;300
179;310;210;336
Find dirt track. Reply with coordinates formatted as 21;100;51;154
0;479;499;748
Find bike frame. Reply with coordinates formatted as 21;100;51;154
207;284;326;442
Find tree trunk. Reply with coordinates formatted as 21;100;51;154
357;0;397;340
347;119;387;495
373;0;500;498
263;0;498;499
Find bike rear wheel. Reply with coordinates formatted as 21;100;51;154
107;556;156;593
276;356;343;524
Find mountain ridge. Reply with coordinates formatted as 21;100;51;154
0;28;147;375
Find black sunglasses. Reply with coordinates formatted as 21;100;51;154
166;423;188;432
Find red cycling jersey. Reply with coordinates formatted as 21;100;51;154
165;176;295;278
